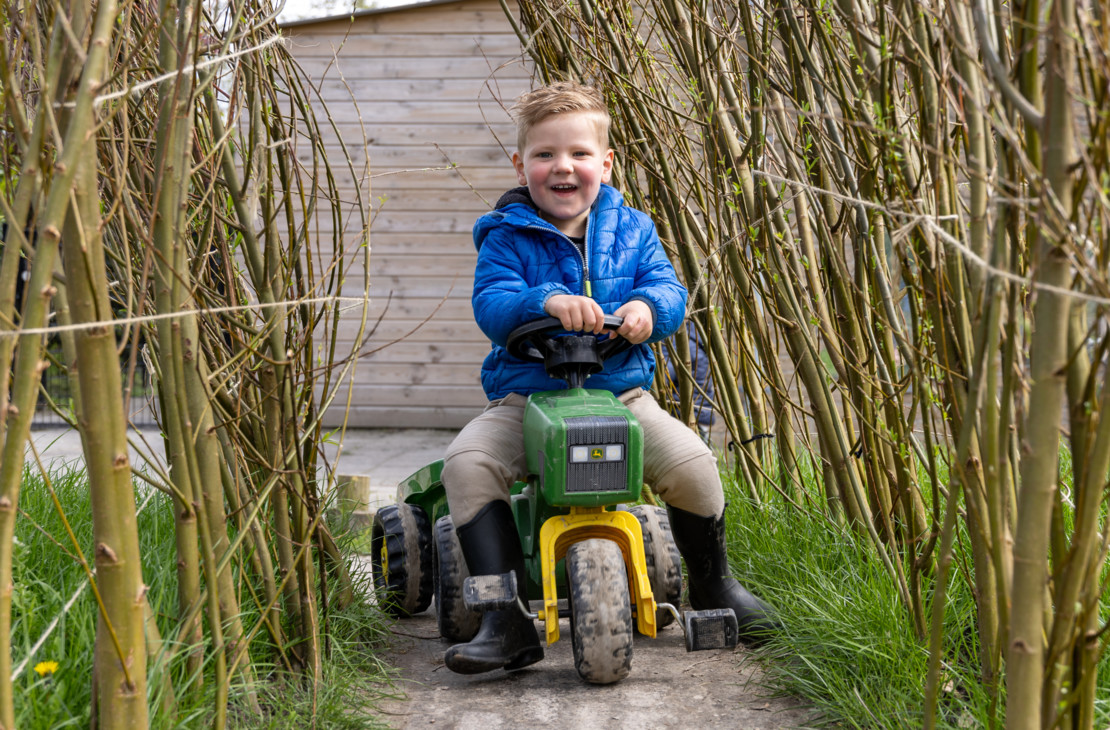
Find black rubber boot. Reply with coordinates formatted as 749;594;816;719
444;500;544;674
667;505;778;646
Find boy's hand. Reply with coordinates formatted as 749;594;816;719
545;294;606;334
613;300;653;344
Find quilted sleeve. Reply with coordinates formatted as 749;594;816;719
471;227;572;347
625;216;687;344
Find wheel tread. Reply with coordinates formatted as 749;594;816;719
371;504;434;616
630;505;682;628
567;539;633;685
433;515;481;641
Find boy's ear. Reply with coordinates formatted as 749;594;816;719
512;152;527;186
601;148;614;183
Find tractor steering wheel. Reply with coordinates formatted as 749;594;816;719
506;316;634;387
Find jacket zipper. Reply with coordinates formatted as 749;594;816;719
524;222;592;297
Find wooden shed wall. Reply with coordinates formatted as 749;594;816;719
283;0;531;428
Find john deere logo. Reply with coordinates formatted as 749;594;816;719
591;448;604;460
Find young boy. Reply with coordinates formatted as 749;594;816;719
441;82;774;675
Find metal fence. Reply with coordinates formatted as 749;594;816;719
32;348;158;429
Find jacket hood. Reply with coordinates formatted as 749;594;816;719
473;183;626;252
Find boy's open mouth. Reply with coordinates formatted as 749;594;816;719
551;184;578;192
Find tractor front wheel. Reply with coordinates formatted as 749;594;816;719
567;538;633;684
370;503;433;617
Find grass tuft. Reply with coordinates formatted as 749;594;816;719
721;473;995;729
12;462;399;729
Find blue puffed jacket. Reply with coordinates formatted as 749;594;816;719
471;183;688;399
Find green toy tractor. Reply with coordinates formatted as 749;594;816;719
370;316;739;684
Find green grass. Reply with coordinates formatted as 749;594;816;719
12;465;177;729
11;463;398;729
721;489;985;728
720;464;1110;729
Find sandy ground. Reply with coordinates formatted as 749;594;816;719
370;604;817;729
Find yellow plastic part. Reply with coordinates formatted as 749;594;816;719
537;507;657;645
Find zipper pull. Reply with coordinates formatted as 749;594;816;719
585;280;592;297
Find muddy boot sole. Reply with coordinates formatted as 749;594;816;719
444;642;544;674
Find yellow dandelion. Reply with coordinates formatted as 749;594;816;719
33;661;59;677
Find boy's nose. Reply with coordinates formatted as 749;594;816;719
552;155;574;173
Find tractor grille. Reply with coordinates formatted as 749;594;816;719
565;415;629;493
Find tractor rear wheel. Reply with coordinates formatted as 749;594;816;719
370;503;433;617
629;504;682;629
567;538;633;684
432;515;481;642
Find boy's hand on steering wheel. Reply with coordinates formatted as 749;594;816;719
544;294;606;334
613;300;653;344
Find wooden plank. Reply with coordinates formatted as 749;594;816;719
346;276;475;299
332;317;487;343
350;268;472;288
286;33;525;59
310;78;530;103
322;404;481;429
339;335;488;354
321;165;517;191
336;295;477;320
330;313;482;337
349;318;486;342
310;138;512;161
365;176;511;200
300;239;479;261
366;189;494;212
305;225;476;243
313;122;515;148
371;208;491;229
286;167;514;193
285;1;514;36
351;335;488;353
365;232;489;248
351;340;491;363
319;211;482;235
288;163;507;187
293;56;531;83
338;383;488;408
289;200;485;228
297;235;482;259
365;251;477;273
332;311;481;333
297;143;511;169
305;99;516;124
344;361;483;385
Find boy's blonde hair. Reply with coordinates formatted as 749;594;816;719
513;81;611;152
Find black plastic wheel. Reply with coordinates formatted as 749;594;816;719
370;503;434;617
629;504;682;629
567;538;633;684
433;515;481;642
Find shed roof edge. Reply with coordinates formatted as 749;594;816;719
279;0;506;29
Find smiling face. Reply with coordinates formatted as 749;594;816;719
511;112;614;238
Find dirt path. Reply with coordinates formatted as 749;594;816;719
374;609;815;729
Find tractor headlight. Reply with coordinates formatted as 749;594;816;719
570;444;624;463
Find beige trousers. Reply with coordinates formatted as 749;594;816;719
442;387;725;525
